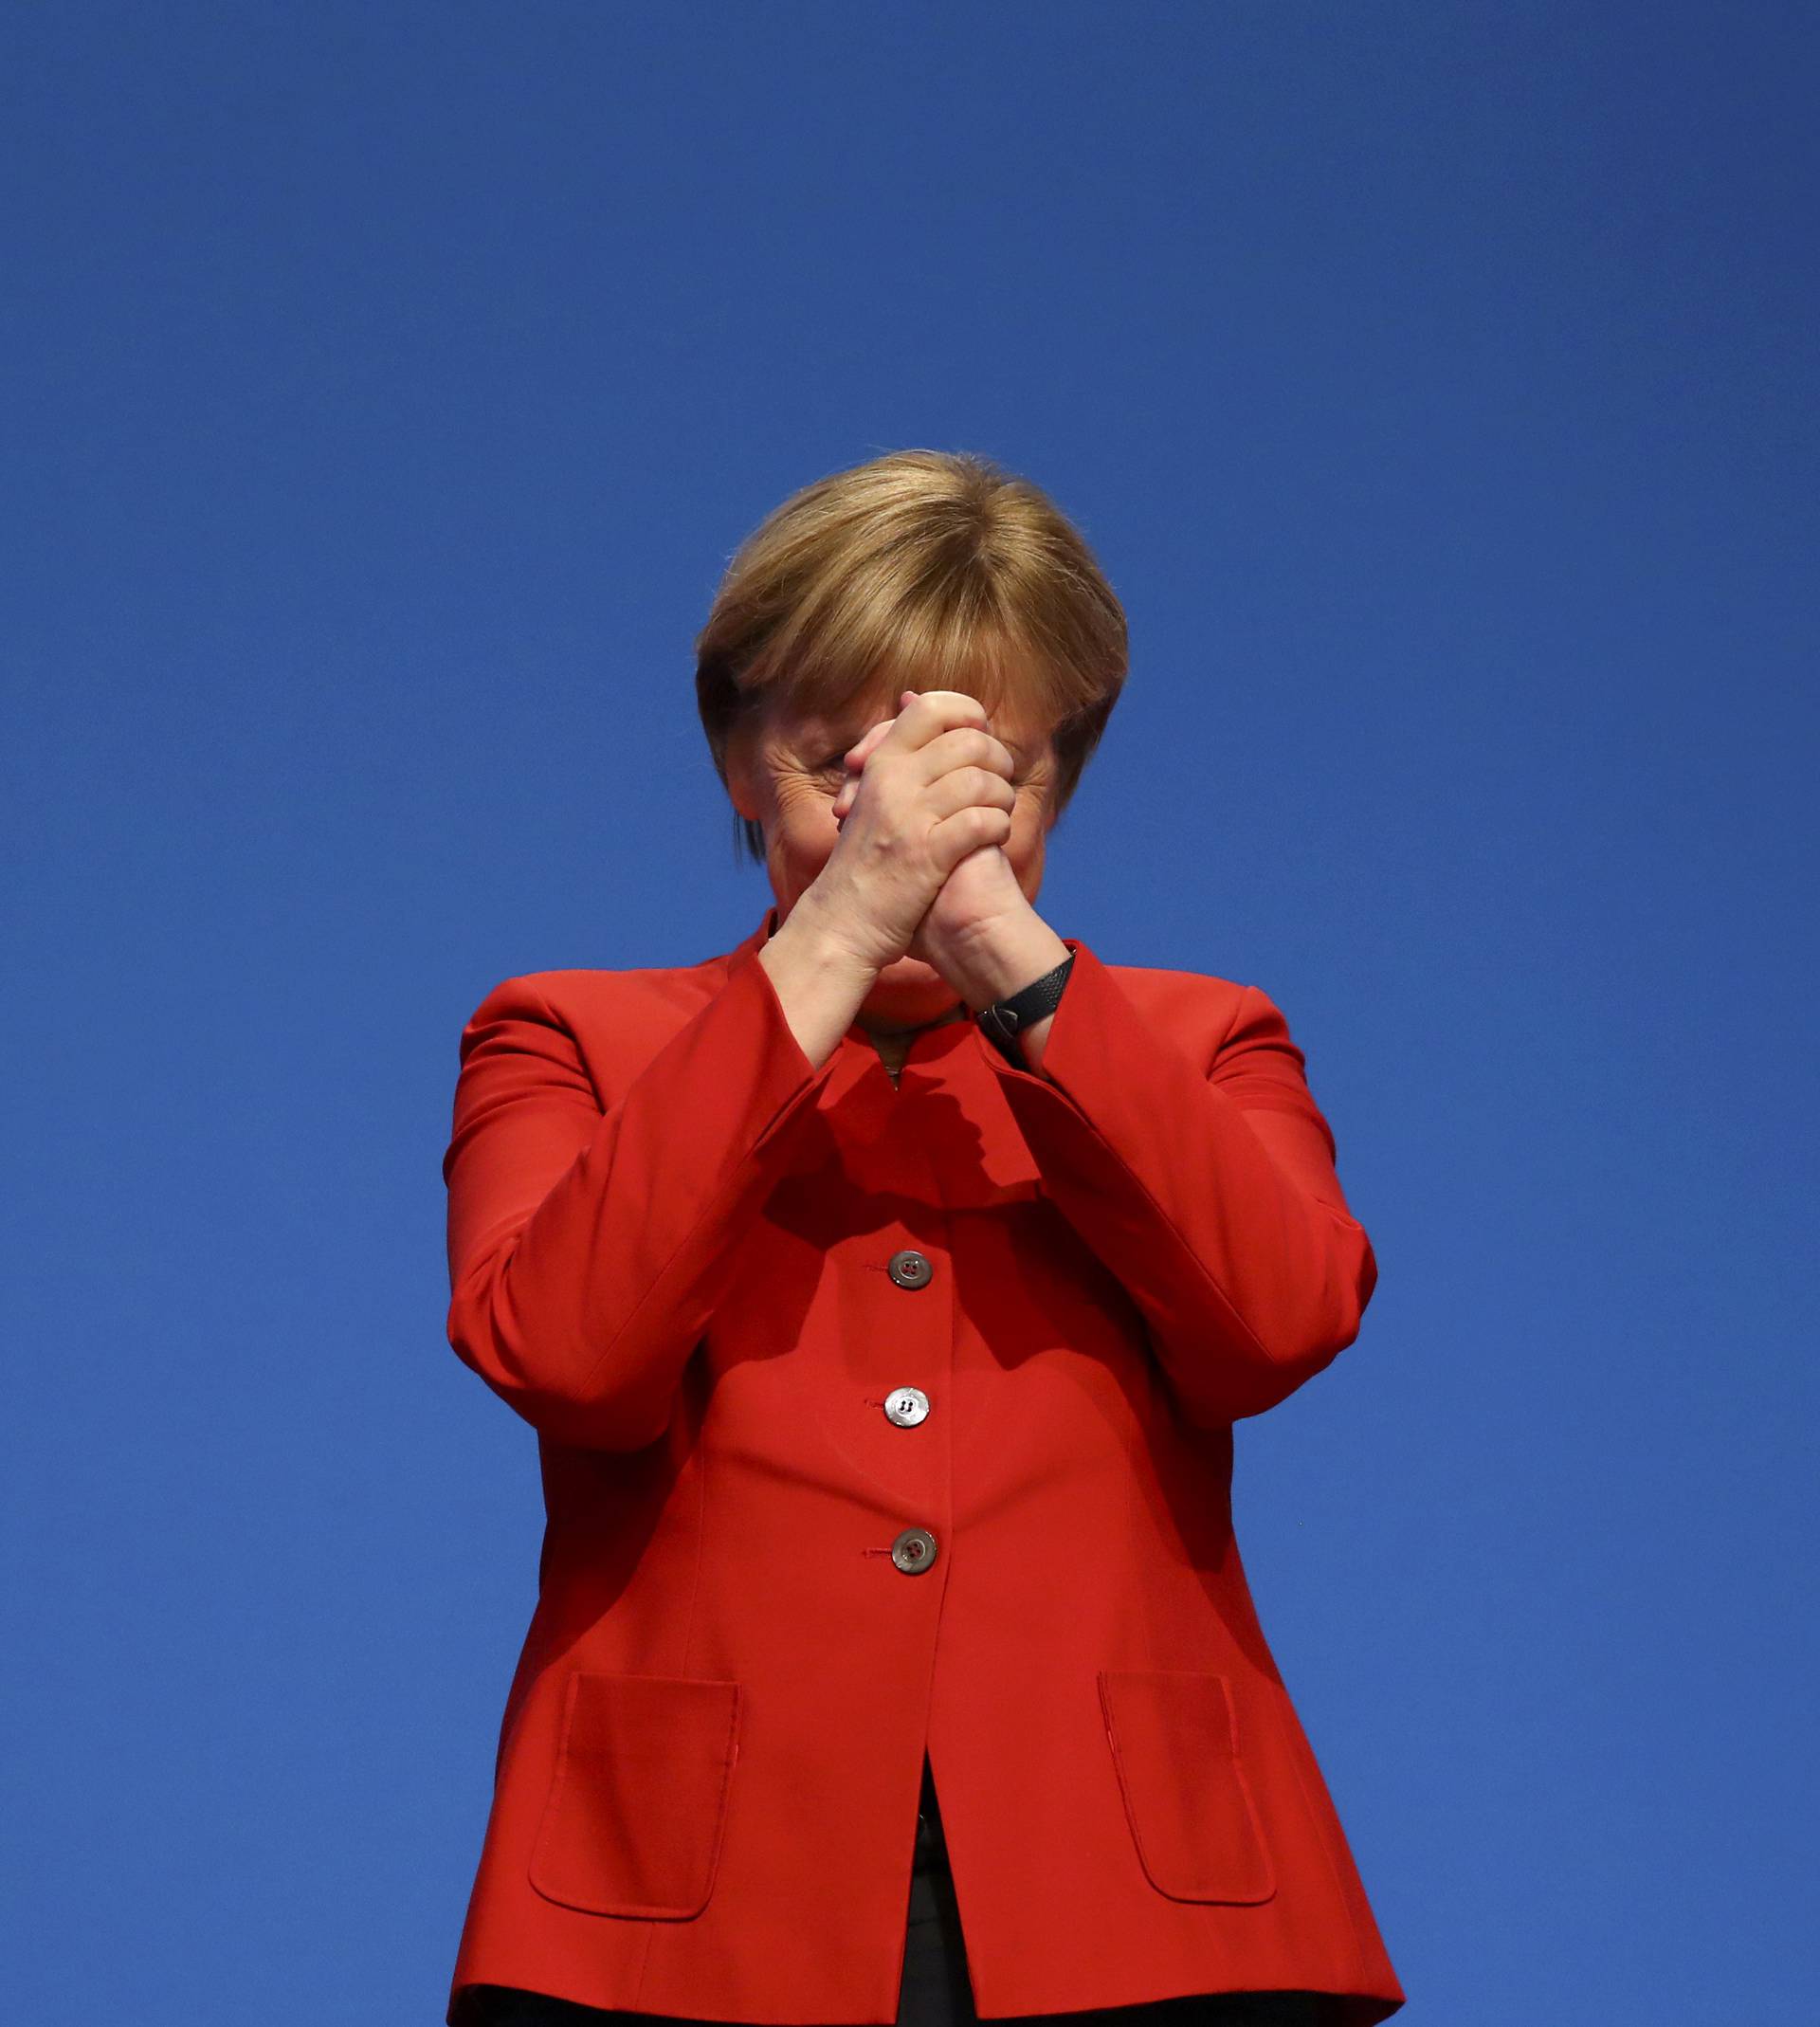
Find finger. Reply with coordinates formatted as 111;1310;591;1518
832;715;899;817
887;688;992;757
843;716;896;768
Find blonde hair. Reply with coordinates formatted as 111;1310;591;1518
695;448;1128;865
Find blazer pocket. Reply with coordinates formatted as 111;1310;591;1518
1098;1668;1276;1904
529;1671;742;1919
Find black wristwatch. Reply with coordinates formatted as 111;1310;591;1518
974;954;1075;1067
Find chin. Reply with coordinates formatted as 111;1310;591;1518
866;956;940;999
863;954;957;1018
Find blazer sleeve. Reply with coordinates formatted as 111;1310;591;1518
981;940;1378;1424
442;950;843;1450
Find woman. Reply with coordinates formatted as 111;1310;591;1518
440;451;1405;2027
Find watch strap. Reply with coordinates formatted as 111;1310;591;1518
975;953;1075;1066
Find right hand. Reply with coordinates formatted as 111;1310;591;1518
806;687;1017;976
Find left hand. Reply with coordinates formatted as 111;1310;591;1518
833;694;1030;973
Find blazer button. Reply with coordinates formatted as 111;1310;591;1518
890;1526;938;1573
887;1249;933;1289
883;1386;930;1428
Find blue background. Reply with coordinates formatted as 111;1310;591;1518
4;5;1813;2021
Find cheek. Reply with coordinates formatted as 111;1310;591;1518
1007;788;1052;855
770;778;840;856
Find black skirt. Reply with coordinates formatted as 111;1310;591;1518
454;1755;1329;2027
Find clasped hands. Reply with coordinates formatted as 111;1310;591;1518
829;688;1061;1007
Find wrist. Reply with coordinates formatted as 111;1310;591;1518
770;890;881;993
938;909;1071;1014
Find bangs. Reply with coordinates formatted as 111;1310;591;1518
754;573;1065;738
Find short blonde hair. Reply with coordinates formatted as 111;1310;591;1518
696;448;1128;865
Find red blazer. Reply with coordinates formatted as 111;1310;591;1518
440;904;1405;2026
